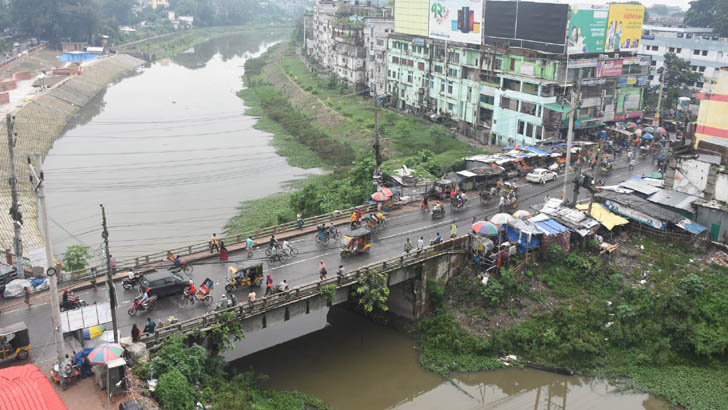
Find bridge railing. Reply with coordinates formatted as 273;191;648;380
64;203;381;283
139;236;469;349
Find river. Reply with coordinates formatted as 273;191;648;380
43;31;313;261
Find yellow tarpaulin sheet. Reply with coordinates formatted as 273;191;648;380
577;203;629;231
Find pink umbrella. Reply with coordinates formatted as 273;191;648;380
378;186;393;197
371;192;389;201
656;127;667;135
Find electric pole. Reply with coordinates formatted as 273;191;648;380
6;114;23;276
100;204;119;343
562;69;583;202
654;73;664;127
28;152;64;363
373;93;381;167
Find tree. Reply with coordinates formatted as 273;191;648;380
99;0;135;26
11;0;101;42
155;368;196;410
684;0;728;37
63;245;90;272
355;269;390;313
656;53;702;111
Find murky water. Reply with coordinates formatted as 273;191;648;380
237;308;670;410
43;31;318;260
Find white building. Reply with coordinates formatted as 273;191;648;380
304;1;337;73
640;25;728;90
363;18;394;97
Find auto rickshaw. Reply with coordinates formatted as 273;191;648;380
0;322;30;361
225;263;264;292
340;231;372;258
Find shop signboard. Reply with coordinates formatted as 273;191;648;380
616;76;627;87
605;200;664;230
603;104;615;121
614;113;626;121
567;4;609;55
429;0;483;44
568;58;598;69
596;59;623;77
605;4;645;52
627;111;642;119
637;75;649;86
582;78;607;86
580;97;601;108
624;93;640;110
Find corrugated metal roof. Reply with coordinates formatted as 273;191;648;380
647;190;699;212
534;219;569;235
619;179;662;196
698;154;721;165
0;364;67;410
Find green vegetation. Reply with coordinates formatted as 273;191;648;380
321;284;337;304
355;269;390;313
417;238;728;409
62;245;91;271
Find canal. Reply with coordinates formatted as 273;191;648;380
43;31;313;261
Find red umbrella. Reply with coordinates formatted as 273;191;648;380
378;186;393;197
371;192;388;201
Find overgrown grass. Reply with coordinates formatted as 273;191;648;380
224;192;295;234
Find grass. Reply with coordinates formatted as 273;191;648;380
224;192;296;234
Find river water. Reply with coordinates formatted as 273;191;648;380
44;31;312;261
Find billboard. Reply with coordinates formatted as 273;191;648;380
395;0;430;36
596;59;623;77
428;0;484;44
483;1;569;54
605;4;645;52
567;4;609;55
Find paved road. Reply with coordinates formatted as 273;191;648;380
0;155;657;368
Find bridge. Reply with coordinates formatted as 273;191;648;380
139;236;469;350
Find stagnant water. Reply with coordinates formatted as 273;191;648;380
44;31;316;261
236;308;670;410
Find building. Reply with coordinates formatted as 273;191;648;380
143;0;169;9
363;18;394;97
694;67;728;147
640;25;728;89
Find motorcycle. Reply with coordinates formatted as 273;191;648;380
431;206;446;219
59;295;87;312
128;295;158;316
50;358;82;390
122;274;144;290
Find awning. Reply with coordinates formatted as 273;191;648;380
534;219;569;235
544;103;572;113
576;203;629;230
457;170;477;177
574;117;601;129
522;146;549;156
676;219;707;235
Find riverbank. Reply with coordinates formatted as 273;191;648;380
0;54;144;257
417;236;728;409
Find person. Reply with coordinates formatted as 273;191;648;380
138;288;150;305
127;270;137;281
490;186;496;198
62;290;72;310
233;268;245;284
420;196;427;211
282;239;293;256
417;237;424;252
376;212;385;225
450;223;457;239
473;252;481;270
131;324;140;342
219;242;228;261
627;150;633;160
110;254;117;273
269;235;277;250
337;265;344;277
167;251;176;263
24;287;30;308
270;243;280;262
433;201;440;214
187;280;196;304
277;280;289;292
297;212;304;229
499;195;505;212
328;222;336;236
210;233;219;253
265;278;273;296
629;157;635;170
248;291;256;303
173;255;182;269
356;207;362;223
434;232;442;245
496;179;503;193
450;188;456;198
350;211;358;228
404;238;413;255
143;318;156;334
319;260;327;280
423;196;429;213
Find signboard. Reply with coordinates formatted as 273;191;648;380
567;4;609;55
596;59;623;77
568;58;598;69
605;4;645;52
61;302;112;333
627;111;643;119
582;78;606;86
603;104;615;121
616;76;627;87
614;113;626;121
581;97;601;108
624;93;640;110
604;200;663;230
637;75;649;86
428;0;483;44
395;0;430;36
484;1;569;54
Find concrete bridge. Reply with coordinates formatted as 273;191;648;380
139;236;470;351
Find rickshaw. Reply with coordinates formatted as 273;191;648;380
432;179;454;200
451;193;468;211
340;231;372;258
178;278;214;307
0;322;30;361
600;159;613;175
225;263;264;292
503;181;518;195
479;188;496;205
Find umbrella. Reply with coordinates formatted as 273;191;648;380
656;127;667;134
615;122;625;128
513;210;531;219
378;186;393;197
87;343;124;365
644;126;655;133
626;122;637;129
490;213;515;226
643;133;654;140
371;192;389;201
471;221;499;236
634;128;643;136
82;325;106;340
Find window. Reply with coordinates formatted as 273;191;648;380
691;65;697;71
480;95;494;105
448;102;454;111
526;123;534;137
440;82;445;92
697;81;704;88
392;56;399;64
447;80;453;94
520;101;537;116
447;67;458;77
669;47;675;52
677;48;682;53
677;33;684;38
535;126;543;140
501;96;518;111
698;66;706;73
702;50;708;56
509;58;516;71
377;39;383;46
418;62;425;70
448;52;459;63
650;60;656;66
651;45;659;51
403;44;408;51
693;49;700;55
434;65;443;73
649;74;654;80
518;120;525;135
429;78;434;89
407;71;413;83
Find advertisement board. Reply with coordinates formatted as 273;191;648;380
567;4;609;55
605;4;645;52
624;93;641;110
596;59;623;77
603;104;615;122
605;200;664;230
483;1;569;54
581;97;601;108
395;0;431;36
428;0;483;44
568;59;598;69
582;78;607;86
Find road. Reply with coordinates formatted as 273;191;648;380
0;155;658;368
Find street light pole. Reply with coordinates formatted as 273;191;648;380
28;152;65;364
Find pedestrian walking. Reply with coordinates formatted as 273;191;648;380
110;254;116;273
499;196;505;212
356;207;362;223
423;196;429;213
24;287;30;308
417;237;424;252
404;238;413;255
337;265;345;277
219;241;228;261
319;260;328;280
210;233;219;253
450;223;457;239
265;280;273;296
297;212;304;229
131;324;140;342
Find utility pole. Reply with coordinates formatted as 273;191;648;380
6;114;23;276
28;152;64;364
100;204;119;343
562;69;583;202
373;93;381;167
654;74;664;127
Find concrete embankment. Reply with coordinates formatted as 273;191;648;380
0;54;144;262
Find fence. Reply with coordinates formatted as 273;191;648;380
139;236;469;349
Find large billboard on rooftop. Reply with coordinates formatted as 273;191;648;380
483;1;569;54
428;0;483;45
605;4;645;52
395;0;430;36
567;4;609;55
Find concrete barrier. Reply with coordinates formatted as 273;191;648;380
0;92;8;105
0;80;17;92
53;67;79;76
13;71;32;81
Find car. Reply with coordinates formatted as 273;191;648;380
526;168;557;184
139;272;187;299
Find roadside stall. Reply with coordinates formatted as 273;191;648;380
456;165;505;191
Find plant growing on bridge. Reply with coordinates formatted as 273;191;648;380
62;245;90;272
355;269;390;313
321;284;337;304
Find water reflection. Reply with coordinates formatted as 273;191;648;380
171;30;289;70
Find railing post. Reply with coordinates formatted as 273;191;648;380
145;256;150;263
237;235;241;243
188;246;192;255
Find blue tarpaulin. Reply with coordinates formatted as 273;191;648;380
522;146;549;156
506;225;541;252
58;52;97;62
677;219;708;235
534;219;568;235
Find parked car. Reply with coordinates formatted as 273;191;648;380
526;168;557;184
139;272;187;299
0;263;18;286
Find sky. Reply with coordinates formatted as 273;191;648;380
560;0;690;10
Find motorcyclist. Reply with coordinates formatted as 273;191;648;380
269;235;277;250
433;201;440;214
127;271;137;281
167;251;176;263
62;290;73;310
376;212;385;225
328;222;336;236
173;255;182;269
138;288;150;305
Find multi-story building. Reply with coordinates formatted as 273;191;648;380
363;18;394;97
640;25;728;89
304;1;338;72
694;67;728;147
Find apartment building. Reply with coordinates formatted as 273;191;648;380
363;18;394;97
640;25;728;89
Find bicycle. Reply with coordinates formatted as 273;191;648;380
170;263;193;276
282;246;299;257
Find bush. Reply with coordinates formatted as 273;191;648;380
155;368;195;410
321;284;336;303
63;245;90;272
